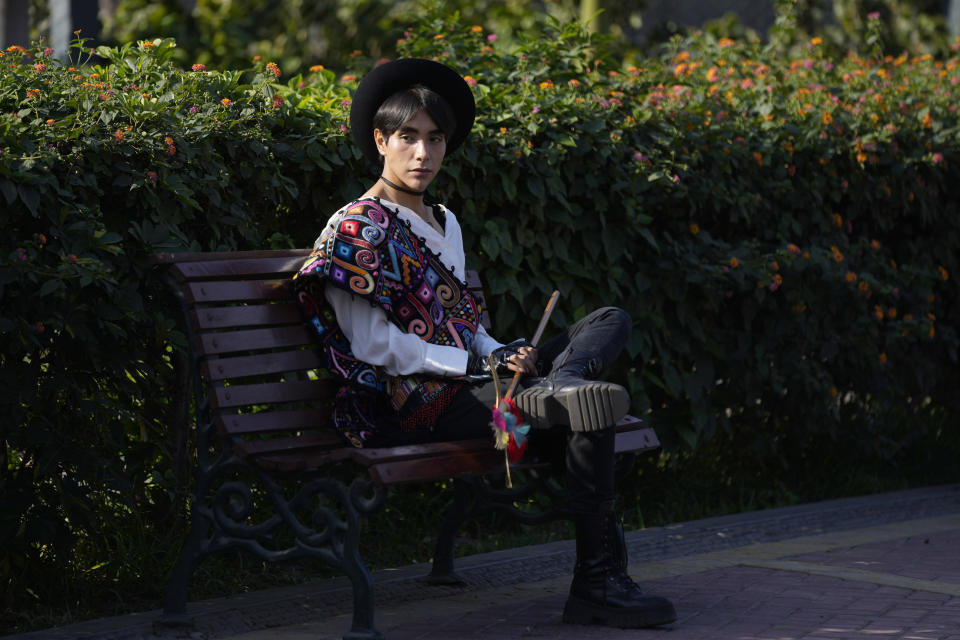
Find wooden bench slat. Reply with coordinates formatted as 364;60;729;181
192;303;304;330
614;425;660;453
234;433;341;458
204;350;324;381
199;325;314;355
217;409;333;435
210;379;336;408
172;255;310;280
370;450;504;484
251;447;356;472
186;280;292;303
349;438;493;465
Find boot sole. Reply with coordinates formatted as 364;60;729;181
562;595;677;628
515;382;629;431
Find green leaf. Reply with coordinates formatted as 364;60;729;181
38;279;63;297
0;180;16;205
500;173;517;201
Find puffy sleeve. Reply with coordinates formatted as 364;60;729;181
471;325;504;357
439;210;504;357
324;285;469;377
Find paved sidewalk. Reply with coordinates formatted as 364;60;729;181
12;484;960;640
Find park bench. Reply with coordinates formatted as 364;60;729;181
151;248;661;640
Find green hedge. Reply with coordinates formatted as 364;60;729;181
2;9;959;627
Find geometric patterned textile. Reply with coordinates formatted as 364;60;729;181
292;199;482;446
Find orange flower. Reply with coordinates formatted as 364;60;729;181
753;152;763;166
832;212;843;227
114;129;125;142
309;65;325;72
221;98;232;106
829;387;839;398
844;272;858;283
689;223;700;235
878;353;887;364
874;306;884;320
938;266;949;281
471;25;483;33
830;246;844;263
539;79;555;90
266;62;281;78
729;257;740;268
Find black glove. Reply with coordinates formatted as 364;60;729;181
466;339;533;375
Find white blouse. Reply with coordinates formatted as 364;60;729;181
318;199;504;377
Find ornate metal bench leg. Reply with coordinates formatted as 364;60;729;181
341;477;387;640
156;512;209;630
342;560;383;640
426;477;476;585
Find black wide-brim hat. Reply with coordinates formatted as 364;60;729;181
350;58;476;164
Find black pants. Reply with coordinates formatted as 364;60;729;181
432;306;632;512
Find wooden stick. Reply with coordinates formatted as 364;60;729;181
503;290;560;401
489;353;502;409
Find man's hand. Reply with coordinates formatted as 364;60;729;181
466;339;538;376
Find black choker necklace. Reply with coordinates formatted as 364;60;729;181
380;175;425;196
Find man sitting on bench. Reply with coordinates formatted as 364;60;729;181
292;57;676;629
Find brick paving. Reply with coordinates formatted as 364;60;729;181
9;484;960;640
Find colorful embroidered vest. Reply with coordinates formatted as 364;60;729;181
292;199;481;447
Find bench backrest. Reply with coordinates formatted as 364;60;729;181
155;249;491;472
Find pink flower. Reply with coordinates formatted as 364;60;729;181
932;152;944;164
340;124;348;132
192;63;206;72
487;34;498;43
867;11;881;20
147;171;158;184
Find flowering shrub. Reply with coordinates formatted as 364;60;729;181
2;9;959;626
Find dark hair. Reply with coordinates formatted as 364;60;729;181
372;84;457;143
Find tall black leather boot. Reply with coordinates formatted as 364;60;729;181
563;509;677;628
515;349;629;431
